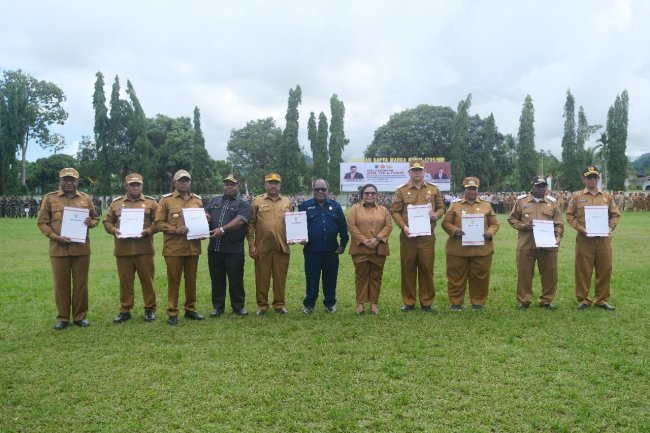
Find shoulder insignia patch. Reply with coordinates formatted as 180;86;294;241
192;193;202;199
145;195;156;200
161;193;172;198
517;194;527;200
546;195;557;202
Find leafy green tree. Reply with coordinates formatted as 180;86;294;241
605;90;629;190
450;94;471;190
308;111;328;181
477;113;500;190
365;105;455;159
0;82;21;194
126;80;158;189
517;95;537;189
280;86;306;193
227;118;283;194
0;70;67;189
26;153;77;194
328;94;349;192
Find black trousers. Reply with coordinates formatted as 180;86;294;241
208;251;245;312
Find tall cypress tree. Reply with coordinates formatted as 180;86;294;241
450;94;471;191
517;95;537;190
327;94;348;192
317;112;329;180
191;106;216;193
307;112;318;181
280;85;305;193
560;90;581;190
92;72;111;196
480;113;497;190
606;90;629;190
125;80;157;189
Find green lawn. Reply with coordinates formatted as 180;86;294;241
1;212;649;432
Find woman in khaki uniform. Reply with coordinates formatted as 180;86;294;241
347;184;393;314
441;177;499;311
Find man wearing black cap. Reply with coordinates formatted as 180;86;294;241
104;173;159;323
37;168;100;330
205;175;252;317
566;166;620;310
508;176;564;309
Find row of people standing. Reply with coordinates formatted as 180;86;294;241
37;162;620;331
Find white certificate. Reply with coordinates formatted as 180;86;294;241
585;205;609;237
61;206;89;243
407;204;432;237
285;211;308;243
532;219;557;247
461;213;484;246
183;208;209;240
119;208;145;238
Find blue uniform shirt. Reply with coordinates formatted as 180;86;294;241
299;198;349;253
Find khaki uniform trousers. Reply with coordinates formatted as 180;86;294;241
446;254;492;305
516;248;557;305
116;255;156;313
352;254;386;304
255;250;289;310
50;255;90;322
164;255;199;316
399;232;436;306
575;235;612;305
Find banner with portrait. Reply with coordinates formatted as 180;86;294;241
339;162;410;192
424;162;452;192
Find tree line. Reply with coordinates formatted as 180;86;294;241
0;68;631;197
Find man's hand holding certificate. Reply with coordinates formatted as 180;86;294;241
183;208;210;240
532;219;557;247
406;204;432;237
285;211;308;244
585;205;609;237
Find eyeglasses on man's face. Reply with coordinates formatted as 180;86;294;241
313;187;327;192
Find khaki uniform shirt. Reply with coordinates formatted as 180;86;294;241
347;203;393;256
153;191;204;256
566;188;620;235
391;181;445;230
441;198;499;257
37;188;100;256
247;193;292;254
103;194;158;256
507;194;564;250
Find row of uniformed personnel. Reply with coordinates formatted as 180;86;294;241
37;163;620;330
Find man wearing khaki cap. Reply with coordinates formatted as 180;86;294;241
508;176;564;309
247;172;293;315
391;159;445;312
104;173;159;323
566;165;620;311
205;175;252;317
37;168;100;330
154;169;208;325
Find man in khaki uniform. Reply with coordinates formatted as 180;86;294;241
508;176;564;309
566;165;620;310
154;169;207;325
37;168;100;330
247;173;292;315
391;160;445;312
441;177;499;311
104;173;159;323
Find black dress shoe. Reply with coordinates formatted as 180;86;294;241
53;321;68;331
233;308;249;317
144;309;156;322
450;304;463;311
471;304;483;311
113;311;132;324
518;303;530;310
421;305;434;313
184;311;205;320
577;303;590;310
167;316;178;325
597;303;616;311
400;305;415;312
274;307;288;314
73;319;90;327
209;309;224;318
540;303;557;310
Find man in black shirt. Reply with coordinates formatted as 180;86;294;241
206;175;252;317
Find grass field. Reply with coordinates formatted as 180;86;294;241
1;212;649;432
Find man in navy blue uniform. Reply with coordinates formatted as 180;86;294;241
205;175;252;317
299;179;349;314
